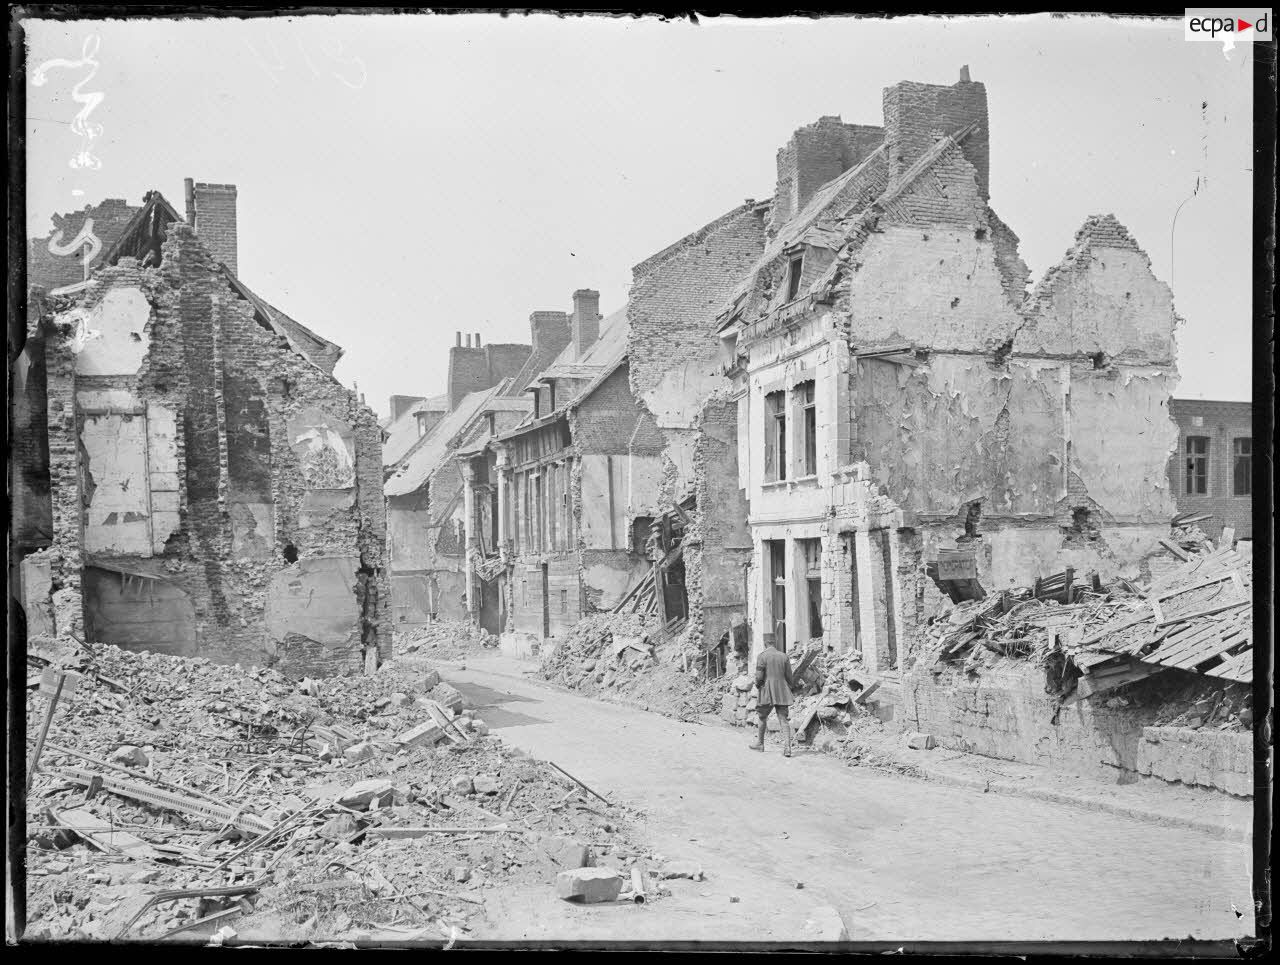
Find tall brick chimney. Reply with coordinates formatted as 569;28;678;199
770;117;883;233
189;181;239;274
571;289;601;360
882;71;989;201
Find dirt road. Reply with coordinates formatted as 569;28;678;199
443;654;1253;944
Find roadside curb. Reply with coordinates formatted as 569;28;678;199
433;657;1252;842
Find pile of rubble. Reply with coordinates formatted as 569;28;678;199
538;614;724;721
22;636;653;943
913;526;1253;722
393;620;498;662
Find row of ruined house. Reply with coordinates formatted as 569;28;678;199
14;68;1247;683
380;68;1222;680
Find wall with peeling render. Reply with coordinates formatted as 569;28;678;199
36;223;389;675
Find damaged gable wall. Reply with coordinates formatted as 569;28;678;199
625;202;767;651
35;222;389;675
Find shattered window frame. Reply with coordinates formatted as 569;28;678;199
1185;436;1209;495
786;254;804;302
797;380;817;477
764;390;787;482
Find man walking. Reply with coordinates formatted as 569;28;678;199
749;636;796;756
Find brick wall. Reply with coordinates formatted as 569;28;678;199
903;661;1251;794
38;222;389;675
572;364;665;456
882;75;989;201
191;183;238;274
28;198;140;294
771;117;883;231
1167;398;1253;539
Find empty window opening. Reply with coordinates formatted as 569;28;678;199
1069;506;1100;540
1233;438;1251;496
765;390;787;482
767;539;787;650
560;588;568;613
631;516;655;557
802;538;823;640
974;227;987;241
1090;351;1107;370
786;255;804;301
961;501;982;540
797;381;817;476
1185;436;1209;495
283;543;299;563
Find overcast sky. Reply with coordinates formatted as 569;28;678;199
25;13;1254;416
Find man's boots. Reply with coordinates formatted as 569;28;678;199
749;716;767;751
782;717;794;757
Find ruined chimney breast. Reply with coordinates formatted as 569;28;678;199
571;289;601;360
771;118;884;233
882;74;989;201
190;182;239;274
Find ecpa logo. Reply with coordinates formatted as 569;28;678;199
1185;8;1272;42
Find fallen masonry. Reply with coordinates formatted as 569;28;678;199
22;635;691;943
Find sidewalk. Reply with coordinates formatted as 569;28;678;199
421;651;1254;843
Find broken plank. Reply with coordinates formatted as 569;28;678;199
50;806;162;861
547;761;611;805
1154;598;1250;629
1158;538;1191;562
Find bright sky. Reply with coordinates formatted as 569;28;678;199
25;13;1254;416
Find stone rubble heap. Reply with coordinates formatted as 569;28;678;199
23;637;662;944
394;620;498;662
538;613;724;721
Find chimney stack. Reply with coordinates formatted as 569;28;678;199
189;182;239;274
456;332;462;347
770;117;883;233
475;332;482;347
882;74;989;200
184;178;196;225
466;334;472;348
571;289;601;360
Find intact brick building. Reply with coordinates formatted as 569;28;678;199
1167;398;1253;540
18;181;391;675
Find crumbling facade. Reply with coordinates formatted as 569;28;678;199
717;70;1181;679
21;182;391;676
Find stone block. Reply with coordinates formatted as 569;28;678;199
906;732;935;750
556;867;623;903
541;835;595;869
420;668;442;691
473;774;500;795
338;779;397;810
430;682;465;714
395;720;445;748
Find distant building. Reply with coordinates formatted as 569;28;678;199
1167;399;1253;540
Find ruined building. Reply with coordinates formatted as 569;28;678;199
383;331;534;626
17;181;391;675
716;69;1182;677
